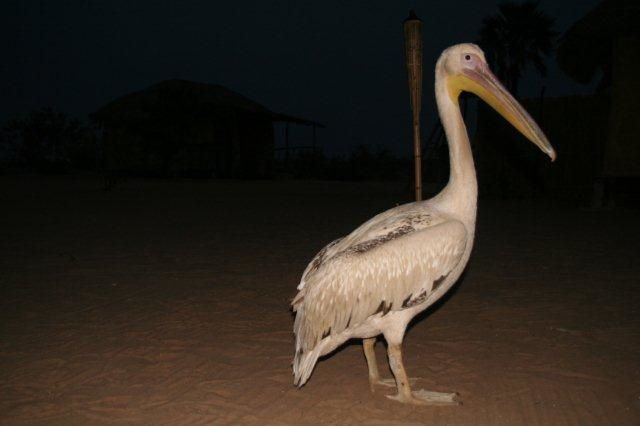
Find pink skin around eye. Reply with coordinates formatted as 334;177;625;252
462;53;480;70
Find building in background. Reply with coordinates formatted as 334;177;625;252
473;0;639;204
93;79;322;178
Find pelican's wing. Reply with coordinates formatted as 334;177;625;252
298;237;345;291
297;203;433;291
292;210;467;353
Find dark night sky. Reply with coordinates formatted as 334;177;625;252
3;0;600;156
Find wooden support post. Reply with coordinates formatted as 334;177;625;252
404;10;424;201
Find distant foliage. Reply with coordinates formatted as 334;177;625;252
1;108;98;173
478;1;557;96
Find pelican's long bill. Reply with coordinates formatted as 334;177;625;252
452;60;556;161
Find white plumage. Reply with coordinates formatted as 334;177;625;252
292;208;466;382
291;43;555;405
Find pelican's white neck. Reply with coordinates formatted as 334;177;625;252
433;66;478;225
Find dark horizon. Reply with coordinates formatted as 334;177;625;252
3;0;600;157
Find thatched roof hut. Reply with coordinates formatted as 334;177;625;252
557;0;639;86
557;0;640;177
92;79;322;177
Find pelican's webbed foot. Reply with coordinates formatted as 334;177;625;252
385;342;461;406
371;377;419;388
387;389;461;406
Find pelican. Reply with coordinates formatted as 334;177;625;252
291;43;555;405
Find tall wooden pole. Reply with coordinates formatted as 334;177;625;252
404;10;423;201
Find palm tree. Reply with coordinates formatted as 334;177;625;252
478;1;557;97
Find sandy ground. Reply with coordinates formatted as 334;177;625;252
0;176;638;425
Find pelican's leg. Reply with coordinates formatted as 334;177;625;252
363;338;381;391
386;343;460;406
364;338;418;391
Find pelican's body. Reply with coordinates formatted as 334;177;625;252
292;44;555;405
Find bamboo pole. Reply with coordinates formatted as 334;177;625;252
404;10;423;201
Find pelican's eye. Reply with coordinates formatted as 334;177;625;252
464;54;471;61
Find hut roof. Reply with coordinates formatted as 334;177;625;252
557;0;640;84
92;79;324;127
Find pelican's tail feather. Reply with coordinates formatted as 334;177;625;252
293;345;322;387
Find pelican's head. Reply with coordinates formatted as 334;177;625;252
438;43;556;161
